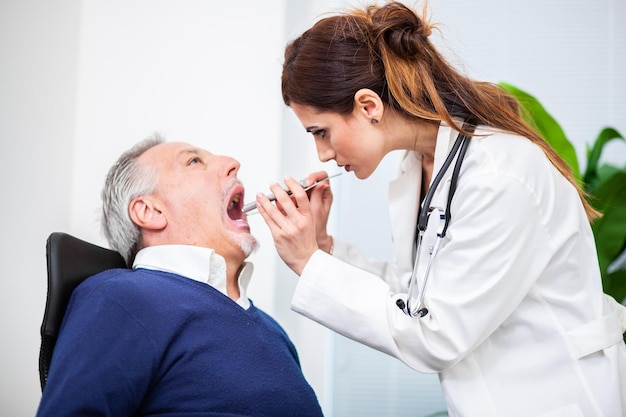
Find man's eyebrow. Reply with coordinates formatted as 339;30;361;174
305;125;319;133
178;148;200;156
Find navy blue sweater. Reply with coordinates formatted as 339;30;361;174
37;268;324;417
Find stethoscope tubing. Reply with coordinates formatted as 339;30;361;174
404;124;473;317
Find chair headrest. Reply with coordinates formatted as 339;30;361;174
41;232;126;339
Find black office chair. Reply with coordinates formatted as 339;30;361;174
39;232;126;391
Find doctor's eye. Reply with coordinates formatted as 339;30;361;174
312;129;327;139
187;157;203;165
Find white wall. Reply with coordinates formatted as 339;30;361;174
428;0;626;167
1;0;624;416
0;1;80;415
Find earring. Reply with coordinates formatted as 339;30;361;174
371;119;379;124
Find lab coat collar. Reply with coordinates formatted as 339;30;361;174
387;121;459;282
133;244;253;309
388;151;421;281
432;120;463;184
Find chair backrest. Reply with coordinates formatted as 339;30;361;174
39;232;126;391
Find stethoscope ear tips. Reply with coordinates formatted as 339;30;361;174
417;308;429;317
396;298;406;310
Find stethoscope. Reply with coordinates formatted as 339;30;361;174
398;124;474;318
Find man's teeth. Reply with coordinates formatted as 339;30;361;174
229;194;241;210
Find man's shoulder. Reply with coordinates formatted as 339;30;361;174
76;268;178;299
81;267;136;287
68;269;202;321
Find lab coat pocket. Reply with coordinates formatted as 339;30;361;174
536;404;584;417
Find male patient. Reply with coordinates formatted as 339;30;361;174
36;135;324;417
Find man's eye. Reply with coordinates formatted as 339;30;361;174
188;157;201;165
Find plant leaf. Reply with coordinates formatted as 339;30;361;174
589;163;622;195
608;247;626;274
583;127;625;187
591;171;626;300
499;82;581;181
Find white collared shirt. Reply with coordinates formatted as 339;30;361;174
133;245;253;309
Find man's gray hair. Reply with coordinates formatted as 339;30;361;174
101;134;164;265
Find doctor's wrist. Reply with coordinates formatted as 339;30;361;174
320;235;334;255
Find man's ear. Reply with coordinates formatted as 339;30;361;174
129;197;166;231
353;88;384;123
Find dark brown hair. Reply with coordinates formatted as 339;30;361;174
282;1;599;220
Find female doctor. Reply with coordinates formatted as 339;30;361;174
255;2;626;416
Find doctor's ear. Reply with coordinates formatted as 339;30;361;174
129;197;167;231
353;88;384;124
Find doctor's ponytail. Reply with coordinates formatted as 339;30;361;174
281;1;600;220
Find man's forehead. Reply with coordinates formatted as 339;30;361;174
141;141;212;162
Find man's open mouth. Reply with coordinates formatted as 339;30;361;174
227;192;244;221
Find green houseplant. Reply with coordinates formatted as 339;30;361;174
500;83;626;305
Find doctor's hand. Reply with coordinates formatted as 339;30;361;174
256;176;319;276
301;171;334;253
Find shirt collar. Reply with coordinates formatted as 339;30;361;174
132;244;253;309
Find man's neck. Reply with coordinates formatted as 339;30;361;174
223;254;246;301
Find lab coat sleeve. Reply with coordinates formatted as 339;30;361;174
331;239;393;286
292;169;556;373
293;249;403;354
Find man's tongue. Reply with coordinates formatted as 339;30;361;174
227;195;248;226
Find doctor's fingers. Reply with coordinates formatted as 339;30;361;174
301;170;330;188
308;183;332;230
308;180;333;210
275;177;314;217
255;183;310;230
256;191;318;268
255;190;290;230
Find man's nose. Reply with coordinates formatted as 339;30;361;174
222;156;240;177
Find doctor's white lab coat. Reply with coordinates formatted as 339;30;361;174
292;123;626;417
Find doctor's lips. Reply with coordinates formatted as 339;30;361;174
242;172;342;214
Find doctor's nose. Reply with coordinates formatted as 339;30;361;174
315;142;335;163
